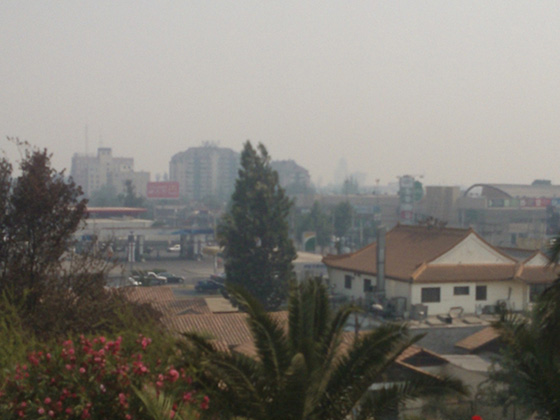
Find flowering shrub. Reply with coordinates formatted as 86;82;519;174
0;334;209;419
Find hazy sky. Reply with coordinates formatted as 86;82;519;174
2;2;560;187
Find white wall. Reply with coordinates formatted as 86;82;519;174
431;233;513;264
410;280;526;315
385;279;412;309
327;268;377;301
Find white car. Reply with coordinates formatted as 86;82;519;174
146;272;167;285
127;277;140;286
167;244;181;252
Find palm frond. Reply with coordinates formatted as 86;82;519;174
356;375;468;420
318;323;421;419
272;352;309;420
228;282;292;382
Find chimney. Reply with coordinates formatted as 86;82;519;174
376;226;386;296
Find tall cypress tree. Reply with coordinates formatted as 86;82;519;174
218;141;296;310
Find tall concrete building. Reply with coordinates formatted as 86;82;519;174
169;144;239;202
270;160;311;190
70;147;150;197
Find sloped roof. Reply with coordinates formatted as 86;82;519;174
323;225;471;280
396;345;448;365
413;264;517;283
122;286;212;316
516;265;558;284
455;326;500;352
497;246;538;261
166;311;289;349
323;224;557;285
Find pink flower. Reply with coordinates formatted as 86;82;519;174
44;397;51;404
141;336;152;350
65;364;72;370
37;407;45;415
79;367;86;374
167;368;180;383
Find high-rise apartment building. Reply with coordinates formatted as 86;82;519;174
270;160;311;190
169;144;239;202
70;147;150;198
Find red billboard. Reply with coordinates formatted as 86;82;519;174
147;182;180;199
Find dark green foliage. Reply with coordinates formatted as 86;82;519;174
0;140;160;339
296;201;333;250
180;279;466;420
218;141;296;310
333;200;354;238
119;179;145;208
487;278;560;419
1;142;87;311
89;183;120;206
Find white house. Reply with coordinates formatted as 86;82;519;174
322;224;557;316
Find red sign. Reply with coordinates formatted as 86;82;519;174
147;182;180;199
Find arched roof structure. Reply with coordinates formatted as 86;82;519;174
464;183;560;199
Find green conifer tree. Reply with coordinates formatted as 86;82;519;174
218;141;296;310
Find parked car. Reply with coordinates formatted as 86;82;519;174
126;277;140;286
159;272;184;284
210;272;226;284
167;244;181;252
195;280;223;293
145;271;167;285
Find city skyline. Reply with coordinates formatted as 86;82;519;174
3;2;560;187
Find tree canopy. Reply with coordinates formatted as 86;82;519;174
296;201;333;251
0;140;158;338
486;278;560;419
218;141;296;310
333;201;354;239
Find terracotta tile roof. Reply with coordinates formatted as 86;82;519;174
396;345;448;364
121;286;211;316
455;326;500;351
166;311;289;348
323;224;556;285
413;264;517;283
323;225;471;280
516;266;558;284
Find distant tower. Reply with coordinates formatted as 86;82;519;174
334;158;348;186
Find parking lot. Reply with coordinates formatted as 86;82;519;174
107;255;219;293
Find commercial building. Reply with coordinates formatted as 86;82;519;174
70;147;150;197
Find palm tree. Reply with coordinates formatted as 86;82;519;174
489;278;560;419
180;279;465;420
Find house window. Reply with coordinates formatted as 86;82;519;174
421;287;441;303
454;286;469;296
364;279;373;293
476;285;487;301
344;275;353;290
